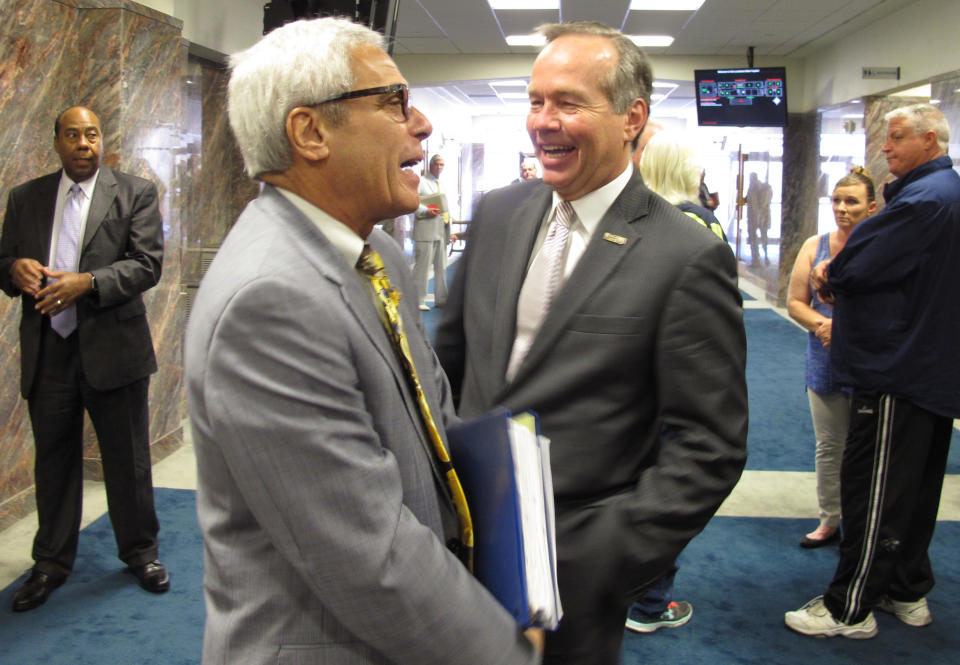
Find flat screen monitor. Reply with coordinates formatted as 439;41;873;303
694;67;787;127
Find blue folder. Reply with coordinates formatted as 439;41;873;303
447;408;560;629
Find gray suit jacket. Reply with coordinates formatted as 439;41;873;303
0;166;162;396
435;173;748;601
185;186;536;665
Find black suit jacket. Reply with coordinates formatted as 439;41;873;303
435;171;748;600
0;166;163;397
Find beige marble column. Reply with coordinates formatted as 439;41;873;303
777;112;821;306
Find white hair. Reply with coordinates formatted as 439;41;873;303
227;17;385;178
885;103;950;155
638;131;701;205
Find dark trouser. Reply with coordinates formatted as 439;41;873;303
544;510;631;665
823;390;952;625
28;324;159;578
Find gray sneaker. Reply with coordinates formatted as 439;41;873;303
784;596;877;639
876;596;932;626
625;601;693;633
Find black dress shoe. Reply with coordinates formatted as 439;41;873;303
12;569;66;612
129;560;170;593
800;530;840;549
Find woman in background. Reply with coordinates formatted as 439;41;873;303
639;131;727;241
786;167;877;548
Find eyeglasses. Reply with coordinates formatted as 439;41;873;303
315;83;410;121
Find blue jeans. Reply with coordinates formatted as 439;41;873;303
631;565;678;617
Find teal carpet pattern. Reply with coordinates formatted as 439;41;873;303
624;517;960;665
0;489;203;664
742;309;960;473
2;490;958;664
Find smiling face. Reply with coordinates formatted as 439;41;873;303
526;34;645;201
324;44;432;233
54;106;102;182
831;183;876;232
882;117;937;178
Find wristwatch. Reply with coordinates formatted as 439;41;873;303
89;272;98;294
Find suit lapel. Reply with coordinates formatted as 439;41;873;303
83;166;117;251
507;174;650;387
490;186;552;382
260;188;450;487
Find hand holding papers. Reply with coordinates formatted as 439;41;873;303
447;409;562;629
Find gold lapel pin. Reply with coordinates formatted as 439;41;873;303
603;232;627;245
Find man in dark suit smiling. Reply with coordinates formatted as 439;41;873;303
0;105;167;611
435;21;748;664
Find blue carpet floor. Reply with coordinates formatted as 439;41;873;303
2;490;957;664
624;516;960;665
742;309;960;473
0;489;203;665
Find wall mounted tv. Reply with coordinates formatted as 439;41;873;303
694;67;787;127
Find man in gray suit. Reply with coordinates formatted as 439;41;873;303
1;105;167;611
435;22;748;664
413;154;449;310
184;18;540;665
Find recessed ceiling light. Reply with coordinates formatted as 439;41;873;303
497;91;531;99
489;0;559;9
630;0;704;10
506;34;547;46
629;35;674;47
652;80;678;90
491;80;529;87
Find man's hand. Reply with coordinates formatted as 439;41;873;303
523;627;544;653
810;260;835;304
34;268;94;316
11;258;46;297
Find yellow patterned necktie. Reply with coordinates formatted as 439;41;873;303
356;245;474;570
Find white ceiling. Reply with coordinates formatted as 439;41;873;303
389;0;918;118
388;0;916;57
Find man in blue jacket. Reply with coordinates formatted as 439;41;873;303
786;103;960;639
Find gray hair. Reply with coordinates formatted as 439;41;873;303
537;21;653;114
227;17;385;178
885;103;950;155
638;130;701;205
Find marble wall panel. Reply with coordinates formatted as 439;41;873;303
182;57;259;286
0;0;190;527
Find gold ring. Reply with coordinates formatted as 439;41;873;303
57;299;62;305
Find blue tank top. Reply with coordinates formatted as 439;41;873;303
805;234;840;392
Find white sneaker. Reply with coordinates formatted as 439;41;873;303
876;596;932;626
784;596;878;639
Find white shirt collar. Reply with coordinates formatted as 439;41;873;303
59;168;100;201
275;187;365;267
550;161;633;235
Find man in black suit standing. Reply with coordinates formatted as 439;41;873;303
0;106;168;612
435;22;748;664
